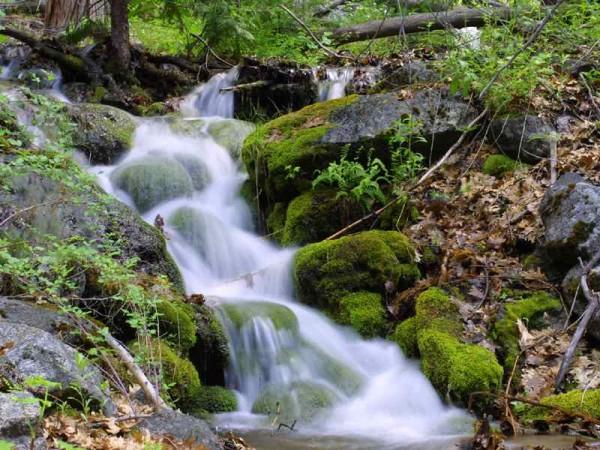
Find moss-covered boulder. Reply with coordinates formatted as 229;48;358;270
251;381;337;424
294;230;419;315
173;153;210;191
207;119;255;158
220;301;299;332
519;389;600;423
131;340;201;413
482;154;522;177
111;156;194;212
396;288;503;407
391;316;418;358
195;386;237;413
276;190;364;246
156;297;197;353
242;90;476;220
337;291;386;338
68;103;137;164
191;304;230;386
492;291;561;373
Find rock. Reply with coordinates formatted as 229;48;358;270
293;230;420;321
490;115;557;164
0;167;183;289
337;291;387;338
207;118;255;158
0;391;46;450
540;173;600;270
0;322;114;414
68;103;137;164
190;304;230;386
138;408;222;450
195;386;237;413
17;67;59;90
110;156;194;212
520;389;600;423
251;381;337;424
220;301;299;333
371;61;438;93
242;89;476;214
391;316;418;358
562;264;600;342
0;297;72;339
172;153;210;191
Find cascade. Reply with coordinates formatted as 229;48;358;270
89;70;472;448
316;67;356;101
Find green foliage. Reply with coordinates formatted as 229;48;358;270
388;117;425;187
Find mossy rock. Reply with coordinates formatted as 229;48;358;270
68;103;137;164
172;153;210;191
241;96;359;208
195;386;237;414
418;329;503;406
337;291;386;338
130;340;201;413
391;317;418;358
167;206;212;257
156;298;197;353
191;304;230;386
220;301;298;333
207;119;255;158
251;381;337;424
167;117;207;137
279;190;363;246
294;230;418;315
399;288;504;407
482;154;522;177
111;156;193;212
266;202;288;240
492;291;561;373
519;389;600;423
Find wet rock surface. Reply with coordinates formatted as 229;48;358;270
0;391;47;450
490;115;557;164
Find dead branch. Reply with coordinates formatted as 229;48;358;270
191;34;235;68
331;7;512;45
280;4;353;60
555;253;600;391
325;107;489;241
220;80;273;93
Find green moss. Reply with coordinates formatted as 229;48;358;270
131;340;201;412
266;202;288;242
482;154;521;177
522;254;543;270
207;119;255;158
418;330;503;405
520;389;600;422
242;95;359;207
220;301;299;332
191;304;230;385
195;386;237;413
282;190;363;246
337;291;386;338
251;381;337;424
415;287;462;337
391;317;418;358
492;291;561;372
156;298;197;353
293;230;418;312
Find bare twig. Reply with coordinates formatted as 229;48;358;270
0;202;60;228
191;34;235;68
579;72;600;118
478;0;568;101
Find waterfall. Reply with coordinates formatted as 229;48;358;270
181;67;239;118
88;72;472;448
317;67;356;101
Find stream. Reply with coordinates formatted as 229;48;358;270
89;68;473;449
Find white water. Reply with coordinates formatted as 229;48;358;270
87;72;472;448
181;67;239;118
316;67;356;101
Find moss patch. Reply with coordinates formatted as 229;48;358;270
293;230;418;314
492;291;561;373
520;389;600;422
337;291;386;338
191;304;230;386
391;317;418;358
220;301;299;332
156;297;197;353
482;154;521;177
195;386;237;413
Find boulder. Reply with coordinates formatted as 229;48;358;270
370;61;439;93
68;103;137;164
110;156;194;212
207;119;255;158
293;230;420;318
138;408;222;450
190;304;230;386
0;322;114;414
490;115;557;164
0;297;72;339
242;89;477;215
220;301;299;333
0;391;46;450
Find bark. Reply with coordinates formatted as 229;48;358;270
331;6;512;45
109;0;130;72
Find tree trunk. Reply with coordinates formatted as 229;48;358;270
331;6;512;45
109;0;130;72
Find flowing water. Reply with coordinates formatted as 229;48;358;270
89;71;472;449
317;67;356;101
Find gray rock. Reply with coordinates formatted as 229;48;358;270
0;297;75;341
540;173;600;269
68;103;137;165
324;89;477;159
490;115;557;164
0;171;183;290
0;392;39;437
139;408;222;449
0;322;114;415
372;61;438;92
562;265;600;342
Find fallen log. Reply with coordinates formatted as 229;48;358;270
331;6;512;45
0;27;88;79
